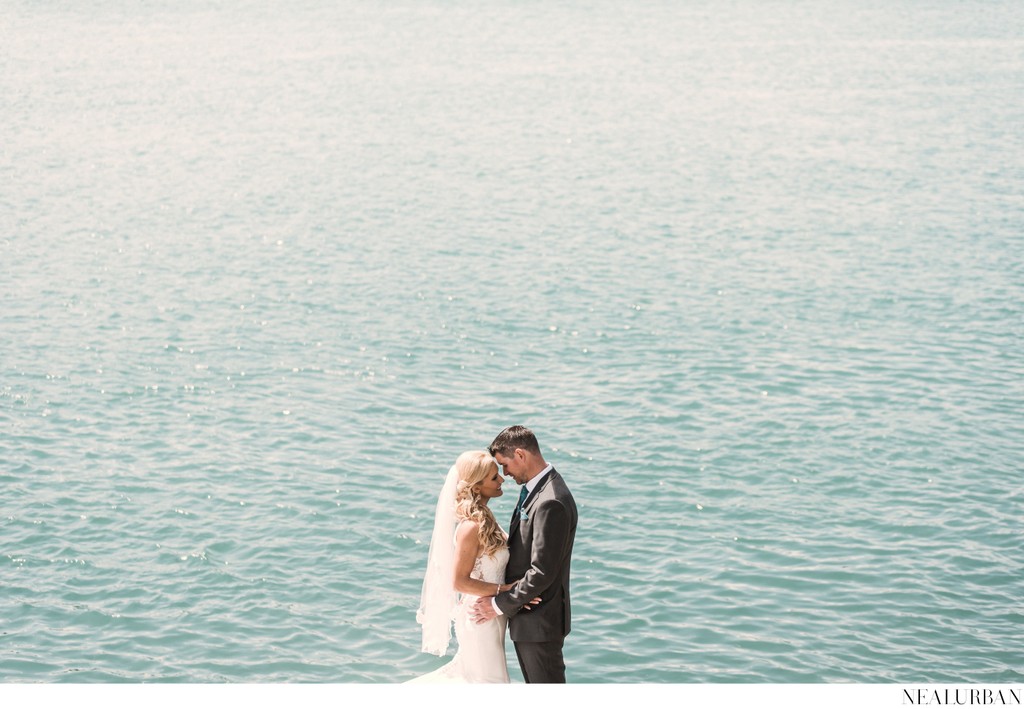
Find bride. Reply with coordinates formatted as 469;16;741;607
409;450;536;683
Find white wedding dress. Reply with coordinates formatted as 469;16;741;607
409;545;511;683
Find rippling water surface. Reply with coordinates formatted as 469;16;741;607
2;0;1023;684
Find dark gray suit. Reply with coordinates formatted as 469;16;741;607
495;468;577;683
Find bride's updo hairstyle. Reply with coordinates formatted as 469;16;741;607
453;450;506;557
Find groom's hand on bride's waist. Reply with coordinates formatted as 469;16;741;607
470;595;498;624
469;594;542;624
469;593;542;624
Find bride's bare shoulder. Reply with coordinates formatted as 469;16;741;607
455;519;480;542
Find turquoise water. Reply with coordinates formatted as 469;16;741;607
2;0;1023;683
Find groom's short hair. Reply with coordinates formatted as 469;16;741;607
489;425;541;458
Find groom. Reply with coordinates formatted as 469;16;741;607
472;426;578;683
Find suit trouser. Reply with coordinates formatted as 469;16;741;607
513;638;566;684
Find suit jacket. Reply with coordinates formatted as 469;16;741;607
495;468;577;643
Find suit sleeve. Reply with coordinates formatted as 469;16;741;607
495;498;570;618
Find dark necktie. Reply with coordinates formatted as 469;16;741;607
512;486;529;525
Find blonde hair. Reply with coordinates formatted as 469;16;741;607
453;450;506;557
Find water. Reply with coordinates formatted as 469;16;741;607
2;0;1022;683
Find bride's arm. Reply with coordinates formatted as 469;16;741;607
452;521;505;597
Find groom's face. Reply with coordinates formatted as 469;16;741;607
494;450;528;485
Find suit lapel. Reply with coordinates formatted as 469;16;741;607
508;469;558;539
508;489;527;537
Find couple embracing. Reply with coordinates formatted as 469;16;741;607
410;426;578;684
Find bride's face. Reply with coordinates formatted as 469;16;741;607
474;464;505;500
